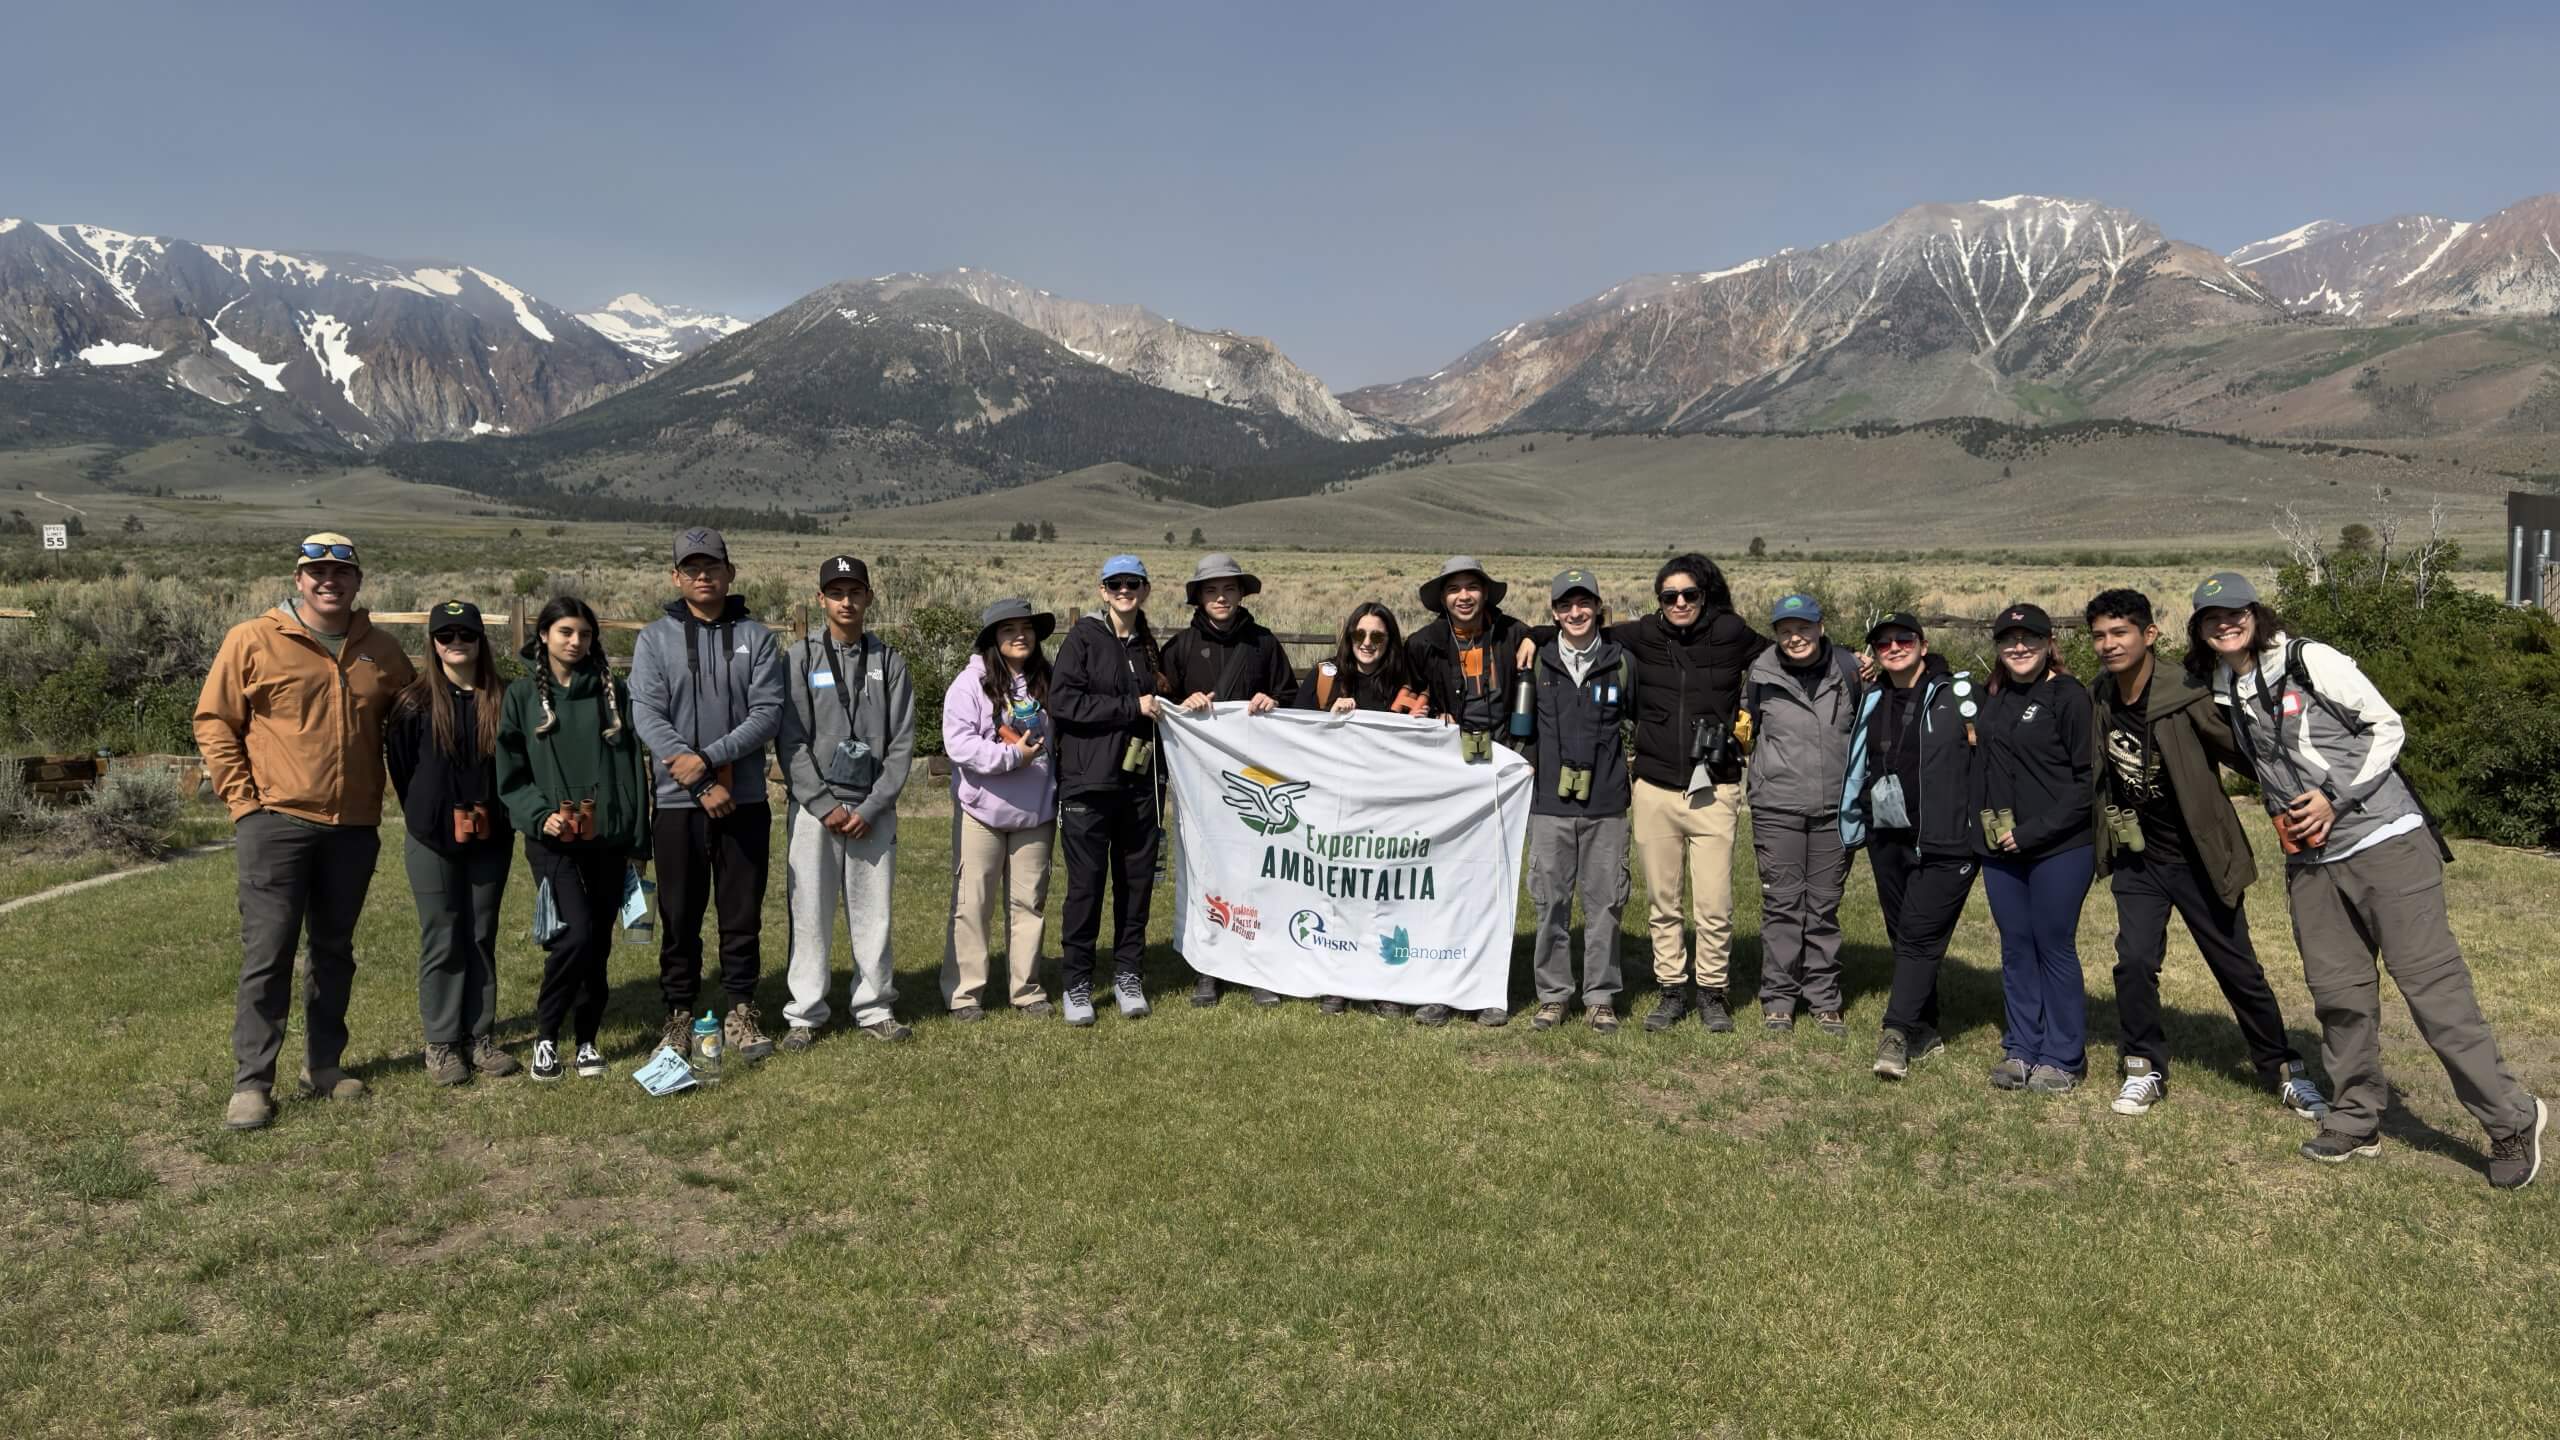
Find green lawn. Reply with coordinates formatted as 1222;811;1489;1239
4;798;2557;1438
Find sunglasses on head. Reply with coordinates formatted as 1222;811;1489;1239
298;542;357;562
1658;587;1702;606
1103;579;1147;594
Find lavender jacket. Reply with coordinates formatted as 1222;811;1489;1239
942;655;1058;830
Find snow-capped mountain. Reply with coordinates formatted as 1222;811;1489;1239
0;219;642;445
2223;220;2350;269
2233;194;2560;318
1342;195;2278;435
862;269;1387;441
574;292;755;366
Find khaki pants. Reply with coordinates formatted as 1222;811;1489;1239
2288;830;2533;1141
1631;779;1742;990
942;809;1055;1010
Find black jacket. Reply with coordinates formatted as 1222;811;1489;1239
2087;662;2260;906
386;682;511;858
1566;610;1768;788
1845;654;1980;858
1407;609;1530;735
1529;635;1637;818
1972;670;2094;860
1161;607;1298;708
1049;613;1162;798
1294;660;1410;713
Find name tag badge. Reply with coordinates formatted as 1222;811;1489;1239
809;670;836;690
1606;685;1619;704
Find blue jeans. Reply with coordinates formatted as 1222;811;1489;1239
1983;845;2093;1073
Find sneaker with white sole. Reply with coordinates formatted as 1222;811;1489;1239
1113;973;1151;1019
2487;1096;2547;1191
574;1043;606;1079
1063;982;1097;1028
2112;1058;2165;1115
2300;1127;2381;1164
530;1039;563;1082
2277;1060;2330;1120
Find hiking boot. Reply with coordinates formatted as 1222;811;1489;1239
223;1089;273;1131
1019;998;1055;1019
1764;1006;1795;1032
725;1003;776;1061
2299;1128;2381;1164
951;1004;987;1024
530;1039;563;1082
1873;1029;1911;1081
424;1043;470;1087
301;1067;365;1101
1319;995;1349;1016
1907;1028;1946;1065
1814;1010;1847;1037
1063;983;1097;1028
658;1009;692;1057
1644;985;1693;1033
2487;1096;2547;1191
1697;992;1735;1033
1531;1001;1568;1032
1113;973;1151;1019
1372;1001;1407;1020
1473;1007;1509;1028
1414;1004;1455;1028
574;1043;606;1079
1989;1057;2030;1092
1249;987;1283;1008
1190;976;1221;1008
1589;1003;1619;1034
859;1018;913;1042
2277;1060;2330;1120
470;1036;520;1077
2112;1059;2166;1115
780;1026;818;1054
2026;1065;2081;1094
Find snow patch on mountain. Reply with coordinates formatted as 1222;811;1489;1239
2226;220;2346;267
469;268;554;342
207;299;288;392
575;292;754;365
79;341;163;366
297;313;363;405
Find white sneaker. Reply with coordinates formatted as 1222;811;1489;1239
2277;1061;2329;1120
530;1039;562;1082
574;1043;606;1079
1113;973;1151;1020
2112;1058;2164;1115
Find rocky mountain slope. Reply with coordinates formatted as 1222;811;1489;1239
573;292;754;365
2233;193;2560;319
0;218;641;447
865;269;1385;441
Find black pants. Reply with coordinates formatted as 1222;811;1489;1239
653;805;771;1013
231;813;379;1091
1870;840;1976;1038
527;838;626;1046
2109;847;2299;1083
1059;784;1160;992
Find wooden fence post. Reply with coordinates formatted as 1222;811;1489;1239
508;596;528;658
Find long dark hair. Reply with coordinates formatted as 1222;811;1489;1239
977;624;1053;711
1328;602;1411;691
2181;600;2286;685
1654;552;1733;615
400;625;503;760
531;595;625;740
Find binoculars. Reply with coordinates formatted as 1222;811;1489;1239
1690;715;1737;771
2104;804;2146;853
2270;805;2311;856
551;797;597;842
449;803;495;844
1556;765;1592;801
1460;730;1493;764
1121;736;1155;773
1979;808;2016;849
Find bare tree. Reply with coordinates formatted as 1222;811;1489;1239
2274;502;2326;574
2368;481;2404;589
2409;498;2456;608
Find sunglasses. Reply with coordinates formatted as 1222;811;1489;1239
1351;627;1390;645
676;563;725;579
298;542;358;562
1103;579;1148;594
1658;587;1703;606
430;630;478;646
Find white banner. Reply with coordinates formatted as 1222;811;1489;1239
1160;703;1532;1009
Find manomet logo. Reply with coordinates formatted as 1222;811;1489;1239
1375;927;1464;966
1220;765;1312;836
1288;910;1361;954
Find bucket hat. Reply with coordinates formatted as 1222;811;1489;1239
1184;553;1262;607
975;597;1056;649
1419;556;1507;614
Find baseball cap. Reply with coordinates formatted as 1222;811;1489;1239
672;527;729;565
1549;568;1601;604
817;555;870;590
1101;554;1149;582
1866;611;1925;645
1771;592;1824;624
1991;602;2052;639
2191;571;2261;610
427;599;483;635
296;532;360;569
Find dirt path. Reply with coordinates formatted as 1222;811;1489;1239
0;841;231;917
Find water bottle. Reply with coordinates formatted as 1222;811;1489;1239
1509;674;1535;738
690;1010;723;1085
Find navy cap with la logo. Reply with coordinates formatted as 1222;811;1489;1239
817;555;870;590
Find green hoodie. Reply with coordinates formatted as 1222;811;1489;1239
496;665;651;854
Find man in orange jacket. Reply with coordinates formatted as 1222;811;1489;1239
194;533;416;1131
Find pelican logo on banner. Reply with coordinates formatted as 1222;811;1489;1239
1160;703;1532;1011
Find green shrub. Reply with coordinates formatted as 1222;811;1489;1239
64;766;184;860
0;761;56;842
888;603;979;759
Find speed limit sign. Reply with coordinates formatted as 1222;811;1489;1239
41;524;67;551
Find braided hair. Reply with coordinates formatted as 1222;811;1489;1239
530;596;624;740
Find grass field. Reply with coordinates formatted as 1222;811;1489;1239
5;785;2557;1438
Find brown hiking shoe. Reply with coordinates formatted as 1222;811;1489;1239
659;1008;693;1057
301;1068;365;1101
424;1043;470;1087
1589;1003;1619;1034
1531;1001;1568;1032
470;1036;521;1077
725;1002;776;1061
224;1089;273;1131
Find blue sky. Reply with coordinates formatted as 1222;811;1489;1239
10;0;2557;387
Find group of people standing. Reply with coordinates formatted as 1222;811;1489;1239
190;531;2543;1189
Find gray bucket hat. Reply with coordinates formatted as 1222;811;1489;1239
2190;571;2261;611
975;597;1056;649
1184;552;1262;607
1420;555;1507;614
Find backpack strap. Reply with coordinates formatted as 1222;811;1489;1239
2283;638;2369;735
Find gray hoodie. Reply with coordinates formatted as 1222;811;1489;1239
777;630;916;828
628;595;786;809
1743;640;1862;817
